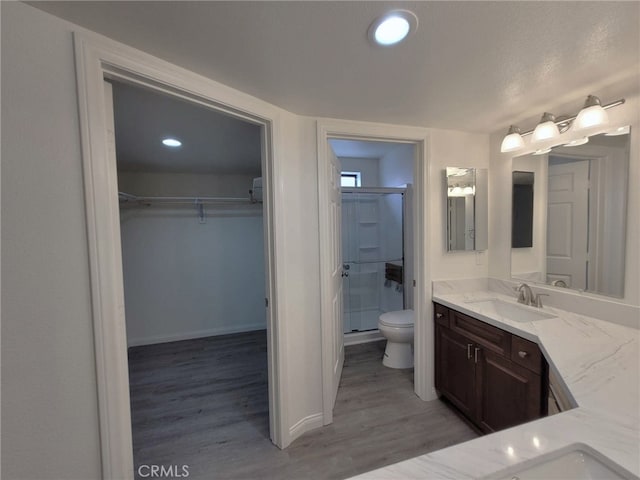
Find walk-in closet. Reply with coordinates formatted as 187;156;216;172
110;80;270;475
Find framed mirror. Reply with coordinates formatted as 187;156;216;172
510;127;631;297
446;167;488;252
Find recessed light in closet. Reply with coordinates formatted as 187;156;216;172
162;138;182;147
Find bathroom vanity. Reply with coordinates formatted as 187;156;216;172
352;280;639;479
434;303;547;433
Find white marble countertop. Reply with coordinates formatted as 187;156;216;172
353;288;640;479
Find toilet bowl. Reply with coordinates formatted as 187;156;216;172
378;309;414;369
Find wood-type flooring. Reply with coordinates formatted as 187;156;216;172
128;330;478;479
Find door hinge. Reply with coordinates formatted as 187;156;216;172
265;298;269;308
413;279;416;287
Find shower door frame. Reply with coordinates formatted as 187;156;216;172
341;187;407;334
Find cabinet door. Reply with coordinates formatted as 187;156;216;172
436;325;476;420
477;349;541;433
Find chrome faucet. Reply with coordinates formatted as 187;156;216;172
515;283;534;306
514;283;549;308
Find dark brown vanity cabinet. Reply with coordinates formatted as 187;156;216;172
435;303;547;433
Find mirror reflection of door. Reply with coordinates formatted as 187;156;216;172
546;158;590;289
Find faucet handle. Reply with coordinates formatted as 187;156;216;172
534;293;549;308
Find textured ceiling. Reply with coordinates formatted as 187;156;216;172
112;80;261;174
31;1;640;133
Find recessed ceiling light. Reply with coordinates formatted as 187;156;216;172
368;10;418;46
162;138;182;147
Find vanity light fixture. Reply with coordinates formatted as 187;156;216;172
531;112;560;144
368;10;418;46
573;95;609;132
500;125;525;153
162;138;182;147
499;95;625;153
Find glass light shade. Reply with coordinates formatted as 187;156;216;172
563;137;589;147
605;125;630;136
531;113;560;143
573;104;609;131
533;148;551;155
500;126;525;153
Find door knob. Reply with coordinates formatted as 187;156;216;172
341;271;349;278
518;351;529;358
436;313;443;318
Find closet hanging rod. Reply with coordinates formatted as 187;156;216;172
118;192;257;205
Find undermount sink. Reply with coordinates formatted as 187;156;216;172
465;298;557;322
482;443;639;480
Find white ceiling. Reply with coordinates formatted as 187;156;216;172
31;1;640;133
112;80;262;174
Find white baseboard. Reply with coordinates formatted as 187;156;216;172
344;329;384;346
288;413;324;445
127;322;266;347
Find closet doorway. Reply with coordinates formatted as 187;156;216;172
109;79;271;474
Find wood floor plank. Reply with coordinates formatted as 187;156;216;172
129;332;478;479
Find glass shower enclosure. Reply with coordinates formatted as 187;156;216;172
341;188;405;333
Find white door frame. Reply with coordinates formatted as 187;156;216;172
74;32;287;479
317;119;436;425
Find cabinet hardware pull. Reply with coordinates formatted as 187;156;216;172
518;351;529;358
436;313;443;318
467;343;473;359
474;347;480;363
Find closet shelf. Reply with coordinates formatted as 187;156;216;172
118;191;261;223
118;191;260;207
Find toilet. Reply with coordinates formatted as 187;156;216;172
378;309;414;369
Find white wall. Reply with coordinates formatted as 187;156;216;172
379;143;415;187
429;129;490;280
339;156;379;186
489;91;640;306
119;173;265;346
118;171;257;197
1;3;102;478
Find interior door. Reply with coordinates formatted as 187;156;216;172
546;158;589;289
327;145;345;411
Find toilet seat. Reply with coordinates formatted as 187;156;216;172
378;309;414;328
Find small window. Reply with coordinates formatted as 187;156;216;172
341;171;361;187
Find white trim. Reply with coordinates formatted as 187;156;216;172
343;330;385;346
73;31;287;479
288;413;324;439
317;119;435;428
127;325;267;348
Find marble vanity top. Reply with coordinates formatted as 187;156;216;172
352;285;640;479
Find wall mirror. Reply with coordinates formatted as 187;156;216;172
446;167;488;252
510;127;631;298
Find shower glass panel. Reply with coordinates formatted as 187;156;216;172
342;190;404;333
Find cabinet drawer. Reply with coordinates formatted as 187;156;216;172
434;303;449;327
450;310;511;357
511;335;542;374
